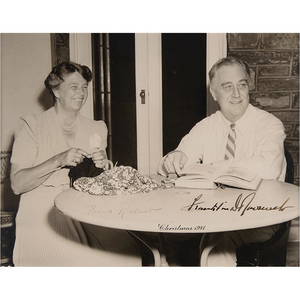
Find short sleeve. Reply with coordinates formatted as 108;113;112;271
79;118;108;154
10;116;38;174
96;120;108;149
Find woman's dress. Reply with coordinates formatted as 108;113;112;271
11;107;141;266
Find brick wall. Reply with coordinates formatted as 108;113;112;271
227;33;299;185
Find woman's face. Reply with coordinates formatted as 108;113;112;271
53;71;88;112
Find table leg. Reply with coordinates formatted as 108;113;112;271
199;233;218;267
130;231;203;266
158;233;169;266
161;233;203;266
129;231;168;267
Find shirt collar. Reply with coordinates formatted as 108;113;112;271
219;104;253;130
235;104;254;130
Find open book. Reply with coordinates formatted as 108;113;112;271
175;164;262;190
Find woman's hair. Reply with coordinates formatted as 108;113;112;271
44;61;93;91
209;56;250;83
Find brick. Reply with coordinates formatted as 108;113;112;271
293;124;299;139
228;51;292;65
284;123;295;138
227;33;260;49
250;92;290;109
285;140;299;151
258;65;290;76
249;67;256;90
292;93;299;108
289;151;299;164
292;51;299;76
258;77;299;91
294;164;299;178
262;33;299;49
272;111;299;122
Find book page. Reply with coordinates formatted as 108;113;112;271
180;164;261;190
216;166;257;182
214;166;262;190
174;175;217;189
180;163;219;180
175;163;219;189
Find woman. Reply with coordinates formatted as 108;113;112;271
10;62;141;266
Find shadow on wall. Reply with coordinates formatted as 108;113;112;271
1;89;54;213
207;86;219;116
38;88;54;111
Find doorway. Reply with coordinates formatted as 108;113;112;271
92;33;207;173
161;33;207;154
92;33;137;168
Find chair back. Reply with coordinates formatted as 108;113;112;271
284;147;294;184
236;146;295;266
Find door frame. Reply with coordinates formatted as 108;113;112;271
135;33;163;175
71;33;227;175
135;33;226;175
69;33;94;119
206;33;227;115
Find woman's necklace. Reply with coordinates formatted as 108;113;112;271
57;114;78;148
61;120;77;134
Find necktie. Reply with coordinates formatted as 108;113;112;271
224;123;236;160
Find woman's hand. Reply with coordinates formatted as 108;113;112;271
58;148;89;168
91;149;108;169
11;147;89;195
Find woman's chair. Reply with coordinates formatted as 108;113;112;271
236;148;294;266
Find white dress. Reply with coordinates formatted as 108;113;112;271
11;107;141;266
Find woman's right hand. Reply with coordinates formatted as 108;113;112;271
11;147;89;195
58;148;89;168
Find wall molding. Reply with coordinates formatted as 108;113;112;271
206;33;227;115
135;34;163;176
69;33;94;119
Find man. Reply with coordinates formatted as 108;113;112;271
160;57;286;266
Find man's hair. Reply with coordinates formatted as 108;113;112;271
209;56;250;83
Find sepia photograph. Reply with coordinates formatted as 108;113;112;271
0;1;300;298
1;32;299;269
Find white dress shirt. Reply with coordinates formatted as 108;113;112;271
176;104;286;181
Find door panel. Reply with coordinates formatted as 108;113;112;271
92;33;137;168
162;33;207;155
109;34;137;168
92;33;207;172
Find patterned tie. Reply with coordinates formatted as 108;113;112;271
224;123;236;160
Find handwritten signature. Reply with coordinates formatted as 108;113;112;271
87;205;162;219
182;193;294;217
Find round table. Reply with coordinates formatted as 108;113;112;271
55;180;299;266
55;180;299;234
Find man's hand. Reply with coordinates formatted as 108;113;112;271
161;150;188;176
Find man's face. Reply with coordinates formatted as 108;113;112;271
210;63;250;123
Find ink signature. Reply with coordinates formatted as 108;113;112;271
182;193;294;216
